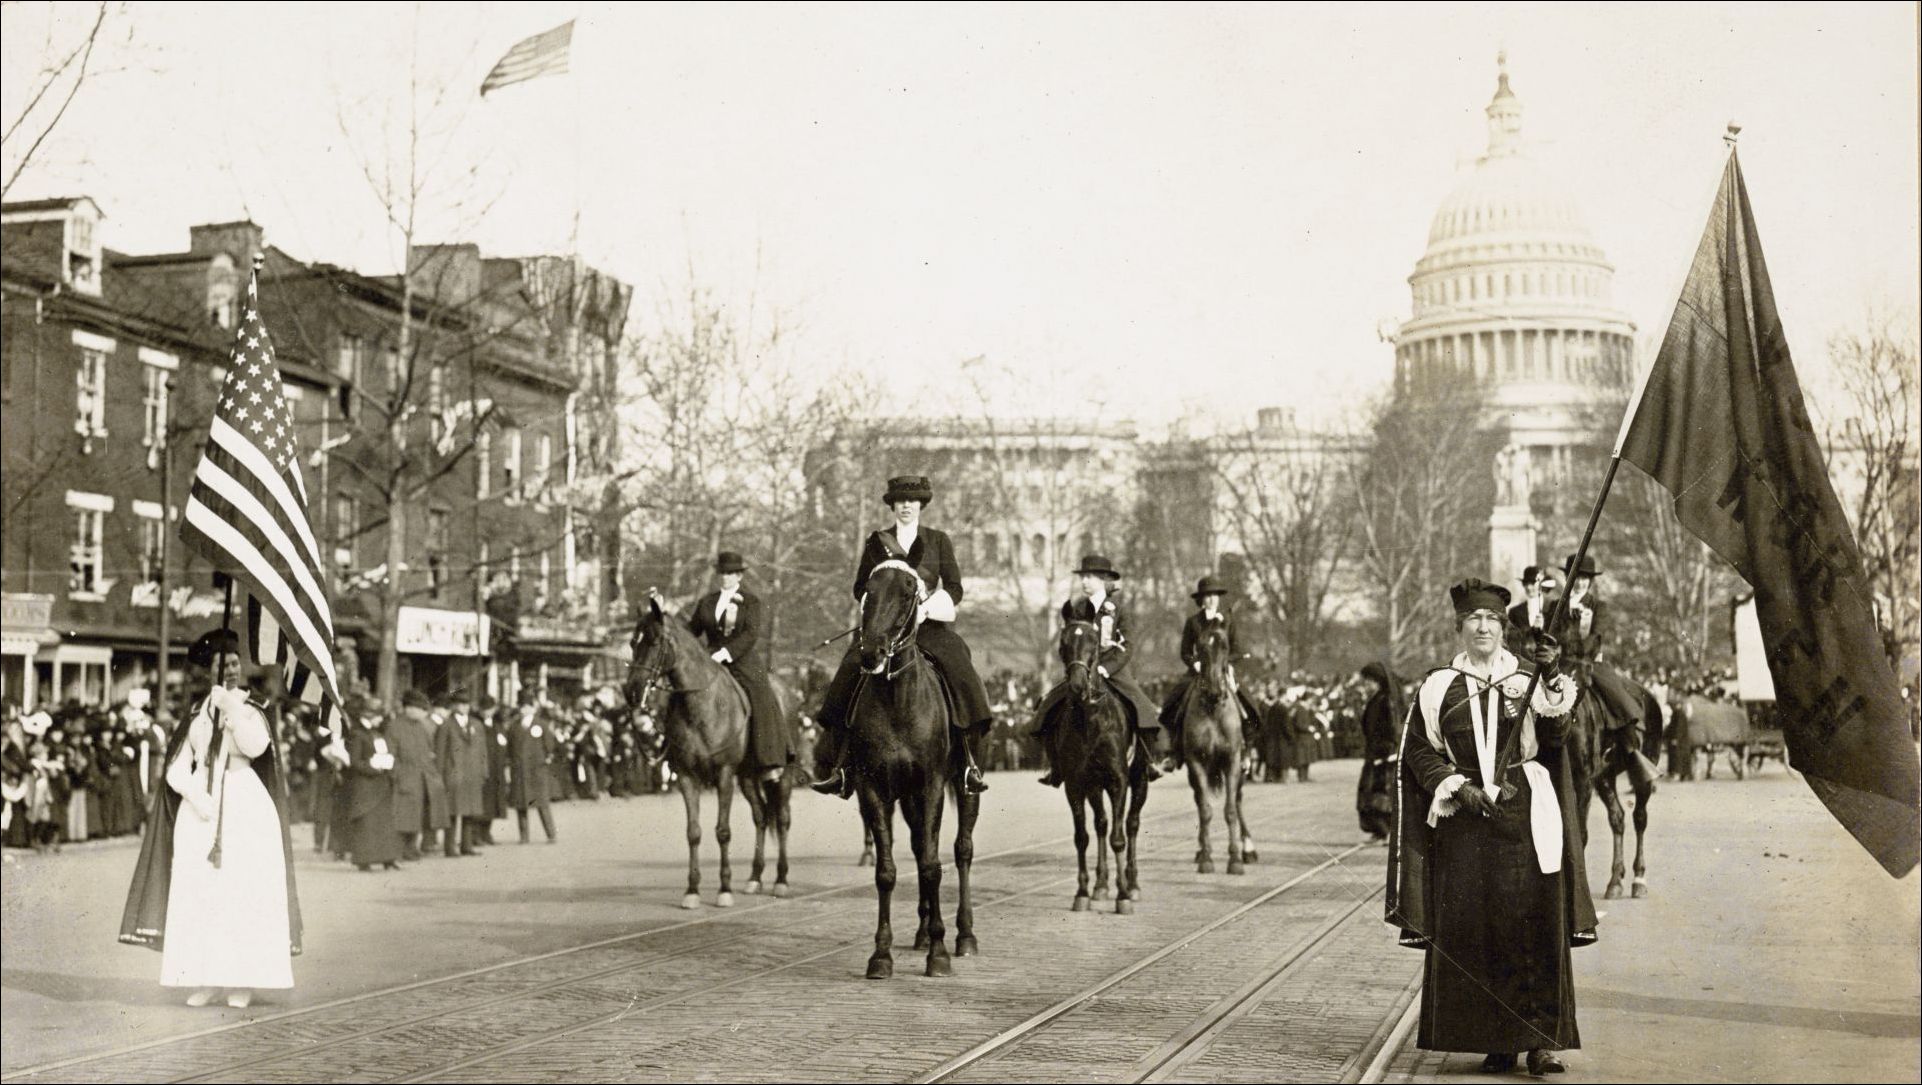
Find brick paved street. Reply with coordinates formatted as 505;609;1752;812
4;761;1914;1083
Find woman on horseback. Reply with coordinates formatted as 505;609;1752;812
688;551;791;783
1033;555;1170;786
1550;553;1660;792
1155;575;1261;757
810;475;992;798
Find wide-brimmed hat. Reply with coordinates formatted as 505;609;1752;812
1075;554;1121;581
1563;553;1600;578
715;551;747;574
401;688;432;710
1449;577;1511;616
882;475;934;506
1191;575;1229;601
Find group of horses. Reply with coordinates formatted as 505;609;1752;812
624;569;1656;981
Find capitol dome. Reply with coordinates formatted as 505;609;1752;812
1393;53;1635;448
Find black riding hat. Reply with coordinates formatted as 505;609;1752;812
715;551;747;574
1563;553;1600;578
186;628;240;668
1075;554;1121;581
883;475;933;506
1192;575;1228;601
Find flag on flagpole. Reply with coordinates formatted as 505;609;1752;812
180;263;351;743
1617;150;1920;876
480;20;574;97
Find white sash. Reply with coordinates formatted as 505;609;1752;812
1417;651;1563;875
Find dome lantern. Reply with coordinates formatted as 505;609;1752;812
1485;50;1524;160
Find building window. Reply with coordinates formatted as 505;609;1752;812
210;283;236;329
137;508;166;584
381;346;402;398
333;494;358;574
503;428;522;502
75;346;108;446
426;509;450;600
142;365;170;453
67;496;108;595
537;550;551;609
475;429;491;498
532;433;552;498
427;364;446;442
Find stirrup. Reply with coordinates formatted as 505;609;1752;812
810;768;852;799
963;765;990;794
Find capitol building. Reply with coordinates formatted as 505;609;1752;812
1392;54;1638;572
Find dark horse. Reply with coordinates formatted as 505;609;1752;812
1565;667;1658;900
1174;624;1255;874
1048;620;1148;914
625;594;794;908
843;561;981;978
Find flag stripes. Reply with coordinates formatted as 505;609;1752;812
178;265;350;743
480;20;573;96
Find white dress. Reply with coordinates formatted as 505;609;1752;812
159;695;294;990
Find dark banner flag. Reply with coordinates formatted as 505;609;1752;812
1618;150;1919;876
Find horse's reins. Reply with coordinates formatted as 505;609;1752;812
860;563;926;681
1062;623;1109;702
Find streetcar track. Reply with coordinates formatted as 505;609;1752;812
3;798;1214;1075
1132;882;1386;1082
911;842;1371;1084
390;808;1319;1084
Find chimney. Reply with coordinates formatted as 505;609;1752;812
189;221;265;263
407;243;482;306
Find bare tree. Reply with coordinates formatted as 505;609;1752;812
1208;413;1360;673
1;1;118;199
1350;380;1502;670
1823;310;1921;676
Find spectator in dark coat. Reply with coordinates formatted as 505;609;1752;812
389;690;449;861
507;690;559;843
434;692;488;856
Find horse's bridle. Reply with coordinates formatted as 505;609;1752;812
1062;622;1108;702
861;563;925;681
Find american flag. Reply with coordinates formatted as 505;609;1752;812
180;264;349;740
480;20;574;97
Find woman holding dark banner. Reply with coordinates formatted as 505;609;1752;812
119;628;301;1008
1388;579;1595;1076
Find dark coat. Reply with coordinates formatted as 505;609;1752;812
434;711;489;819
482;709;509;818
1034;591;1160;731
389;708;449;830
828;525;991;730
506;705;561;808
690;589;791;771
1179;609;1241;667
345;725;399;865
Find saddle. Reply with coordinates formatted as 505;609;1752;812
848;649;964;732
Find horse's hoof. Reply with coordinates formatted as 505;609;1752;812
926;950;952;978
1631;879;1649;899
954;936;979;958
1091;886;1110;901
716;892;735;908
1197;860;1215;874
1071;895;1091;912
1604;883;1624;900
772;882;792;899
1194;849;1209;864
744;880;762;895
1115;898;1136;915
1227;860;1245;876
912;932;932;952
866;956;893;980
680;893;701;910
858;852;874;867
1241;849;1258;863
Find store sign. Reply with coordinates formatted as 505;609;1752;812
397;606;489;656
2;593;54;632
128;583;227;618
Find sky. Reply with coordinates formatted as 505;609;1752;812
4;2;1917;429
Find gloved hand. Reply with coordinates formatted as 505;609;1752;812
1528;629;1563;675
1097;666;1110;679
710;649;731;664
1455;782;1498;818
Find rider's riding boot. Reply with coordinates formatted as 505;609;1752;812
1137;734;1172;782
961;746;990;794
1037;764;1062;788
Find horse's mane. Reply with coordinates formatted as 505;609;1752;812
1196;623;1233;704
